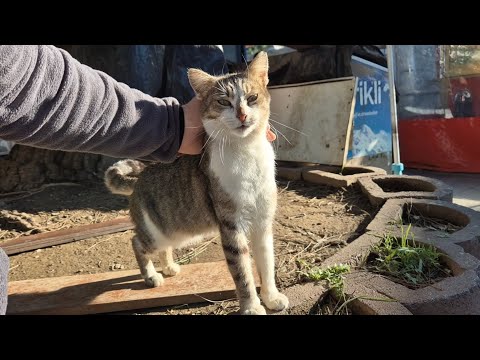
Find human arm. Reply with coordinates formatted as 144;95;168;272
0;45;190;162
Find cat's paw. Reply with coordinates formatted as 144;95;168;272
144;273;164;288
261;291;289;311
241;304;267;315
162;263;181;276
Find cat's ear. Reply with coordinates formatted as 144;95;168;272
188;68;216;100
248;51;269;86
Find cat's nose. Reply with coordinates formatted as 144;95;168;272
237;113;247;122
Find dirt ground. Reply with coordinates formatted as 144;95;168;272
1;178;376;315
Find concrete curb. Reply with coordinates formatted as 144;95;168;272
303;166;387;188
367;199;480;260
358;175;453;207
276;164;387;187
272;282;328;315
341;280;413;315
321;230;480;314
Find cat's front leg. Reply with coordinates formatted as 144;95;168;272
251;222;289;312
220;223;265;315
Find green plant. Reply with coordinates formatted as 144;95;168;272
307;264;349;291
299;262;350;295
368;224;451;288
298;260;395;315
298;262;351;315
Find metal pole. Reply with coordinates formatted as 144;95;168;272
386;45;404;175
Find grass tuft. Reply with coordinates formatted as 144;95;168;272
367;224;451;288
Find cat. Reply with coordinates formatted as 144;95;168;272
104;51;288;315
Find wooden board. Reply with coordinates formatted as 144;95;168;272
7;261;260;315
268;77;357;167
0;217;134;256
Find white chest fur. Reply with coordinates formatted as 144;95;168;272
209;137;277;226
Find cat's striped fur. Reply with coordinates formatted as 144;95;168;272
105;52;288;315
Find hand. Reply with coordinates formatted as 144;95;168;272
178;97;204;155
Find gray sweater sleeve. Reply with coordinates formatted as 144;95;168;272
0;45;183;162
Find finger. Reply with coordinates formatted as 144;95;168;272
266;125;276;142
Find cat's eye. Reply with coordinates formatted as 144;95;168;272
247;94;258;104
217;99;231;107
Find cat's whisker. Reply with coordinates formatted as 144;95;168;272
192;126;207;139
222;133;230;165
209;128;223;146
218;136;222;165
193;131;207;140
222;134;227;166
271;127;280;152
218;130;226;166
199;137;213;165
200;128;222;165
269;118;308;136
269;126;281;152
199;152;206;166
270;124;292;146
200;132;214;165
201;130;217;151
222;132;227;166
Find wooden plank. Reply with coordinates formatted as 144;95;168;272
0;217;134;256
7;261;260;315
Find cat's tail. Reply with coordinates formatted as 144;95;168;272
104;159;146;196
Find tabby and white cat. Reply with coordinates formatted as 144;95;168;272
105;52;288;315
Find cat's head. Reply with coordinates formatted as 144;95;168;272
187;51;270;139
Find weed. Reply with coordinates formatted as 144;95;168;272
367;224;451;288
298;261;352;314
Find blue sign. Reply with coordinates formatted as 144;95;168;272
348;56;392;161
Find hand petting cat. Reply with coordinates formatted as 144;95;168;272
179;97;276;156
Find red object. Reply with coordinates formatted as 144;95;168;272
399;117;480;173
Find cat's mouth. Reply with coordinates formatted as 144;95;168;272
236;124;250;131
231;123;255;137
235;124;251;135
